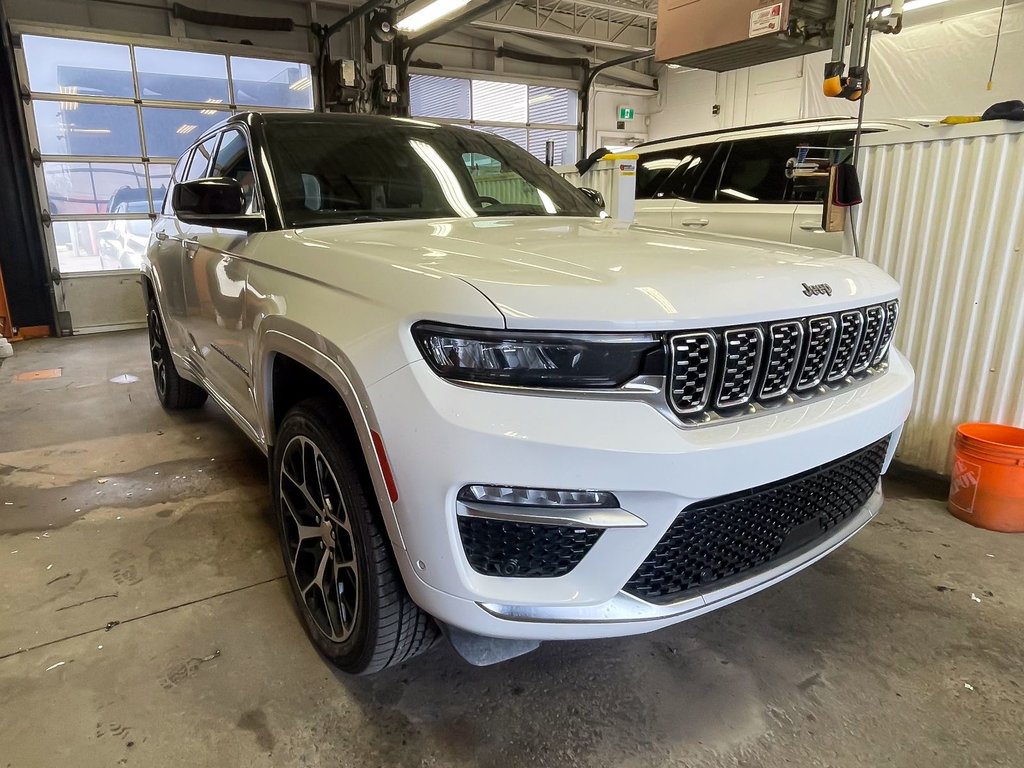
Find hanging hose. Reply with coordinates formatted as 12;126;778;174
988;0;1008;91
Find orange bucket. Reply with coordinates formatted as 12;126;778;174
949;423;1024;532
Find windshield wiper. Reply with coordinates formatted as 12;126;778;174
475;209;549;217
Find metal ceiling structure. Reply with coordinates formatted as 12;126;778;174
468;0;657;52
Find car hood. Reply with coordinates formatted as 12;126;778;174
295;217;900;331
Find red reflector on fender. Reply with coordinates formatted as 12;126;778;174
371;430;399;504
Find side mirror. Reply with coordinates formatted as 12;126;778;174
579;187;605;210
172;178;263;230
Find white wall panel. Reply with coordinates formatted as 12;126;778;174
648;68;718;139
857;123;1024;474
650;2;1024;141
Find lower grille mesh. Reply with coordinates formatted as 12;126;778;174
624;437;890;604
458;516;603;578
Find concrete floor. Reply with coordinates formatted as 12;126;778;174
1;331;1022;768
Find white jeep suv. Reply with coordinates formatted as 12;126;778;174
633;117;926;251
143;112;914;674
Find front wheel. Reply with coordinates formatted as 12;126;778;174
273;398;436;674
146;302;207;410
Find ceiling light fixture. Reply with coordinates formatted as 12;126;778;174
871;0;951;18
397;0;471;33
176;124;198;135
289;76;311;91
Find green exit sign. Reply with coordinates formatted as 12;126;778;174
618;106;635;121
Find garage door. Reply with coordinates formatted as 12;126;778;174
13;32;313;334
409;74;579;167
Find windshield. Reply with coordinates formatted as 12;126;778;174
264;119;600;228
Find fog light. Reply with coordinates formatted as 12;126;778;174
457;485;618;509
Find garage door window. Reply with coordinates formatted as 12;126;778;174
409;74;579;167
18;33;313;274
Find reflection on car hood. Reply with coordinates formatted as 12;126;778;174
295;217;900;331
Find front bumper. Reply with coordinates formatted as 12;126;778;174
369;349;914;641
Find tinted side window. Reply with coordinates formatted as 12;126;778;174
161;152;191;215
212;128;260;213
184;136;218;182
788;129;882;203
656;144;720;201
716;135;814;203
635;149;685;199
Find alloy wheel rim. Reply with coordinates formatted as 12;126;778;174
148;310;167;398
280;435;359;643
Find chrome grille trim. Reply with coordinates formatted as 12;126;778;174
796;315;839;391
716;327;764;408
666;301;899;425
873;300;900;366
852;305;885;374
668;332;717;415
826;311;865;383
760;321;804;400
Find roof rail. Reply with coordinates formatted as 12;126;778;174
636;116;850;149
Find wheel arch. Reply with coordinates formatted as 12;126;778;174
256;322;407;553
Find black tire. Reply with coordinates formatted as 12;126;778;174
272;398;437;674
146;302;207;410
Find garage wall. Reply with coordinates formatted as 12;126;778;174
650;0;1024;140
589;88;653;151
856;123;1024;473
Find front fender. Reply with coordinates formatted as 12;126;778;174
253;318;408;551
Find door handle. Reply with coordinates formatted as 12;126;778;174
184;238;199;258
155;231;168;242
799;221;825;232
680;218;709;227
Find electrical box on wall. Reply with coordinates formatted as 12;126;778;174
324;59;361;111
656;0;836;72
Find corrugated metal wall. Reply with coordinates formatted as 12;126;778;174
857;123;1024;475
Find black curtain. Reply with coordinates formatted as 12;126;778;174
0;5;53;333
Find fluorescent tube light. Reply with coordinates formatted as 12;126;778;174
397;0;471;33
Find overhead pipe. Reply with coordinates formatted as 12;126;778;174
496;46;589;70
579;50;653;158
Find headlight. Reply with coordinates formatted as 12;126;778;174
412;322;661;388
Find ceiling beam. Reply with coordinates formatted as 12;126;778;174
470;19;652;51
559;0;657;19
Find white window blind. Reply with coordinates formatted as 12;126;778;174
409;74;579;166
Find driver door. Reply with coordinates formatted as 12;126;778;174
181;128;264;429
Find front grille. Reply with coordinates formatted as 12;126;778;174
760;321;803;400
624;437;890;604
457;516;602;578
667;301;899;423
851;305;885;374
796;316;838;390
717;328;763;408
827;312;865;382
670;332;716;414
